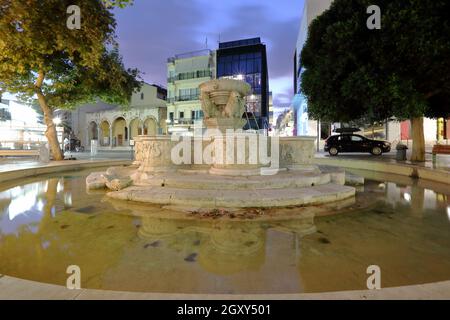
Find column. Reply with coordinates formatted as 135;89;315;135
109;125;113;149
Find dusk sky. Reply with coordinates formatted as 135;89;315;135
113;0;305;108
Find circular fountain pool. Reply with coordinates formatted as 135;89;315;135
0;167;449;294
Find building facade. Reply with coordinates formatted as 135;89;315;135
216;37;269;130
293;0;333;138
1;94;63;149
166;49;216;136
82;83;167;150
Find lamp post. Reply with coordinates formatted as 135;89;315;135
317;119;321;152
129;139;135;161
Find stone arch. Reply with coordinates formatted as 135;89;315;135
144;117;158;136
159;117;168;135
129;118;143;140
99;120;110;146
112;116;127;147
88;121;98;145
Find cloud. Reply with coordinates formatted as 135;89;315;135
114;0;209;85
271;76;294;105
114;0;304;107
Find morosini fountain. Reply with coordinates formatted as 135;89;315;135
87;79;355;209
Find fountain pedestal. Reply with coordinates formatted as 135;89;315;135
87;79;356;209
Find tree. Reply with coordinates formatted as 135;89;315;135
301;0;450;161
0;0;140;160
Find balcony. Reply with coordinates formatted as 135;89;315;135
167;119;195;126
167;49;212;63
167;95;200;103
168;70;212;83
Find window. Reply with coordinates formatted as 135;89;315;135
179;88;199;101
0;108;11;121
141;93;144;100
169;112;174;121
179;111;184;119
217;62;224;76
351;136;364;142
191;110;195;119
246;60;254;73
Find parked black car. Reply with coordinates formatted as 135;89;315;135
324;134;391;156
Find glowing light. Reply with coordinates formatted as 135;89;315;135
403;193;411;202
53;117;62;125
447;206;450;221
64;193;72;207
57;180;64;193
36;199;44;212
236;74;244;81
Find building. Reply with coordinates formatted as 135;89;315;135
293;0;333;138
0;94;63;149
268;92;274;127
216;37;270;131
400;118;450;146
166;49;216;136
73;83;167;151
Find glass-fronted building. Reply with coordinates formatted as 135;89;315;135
216;38;269;130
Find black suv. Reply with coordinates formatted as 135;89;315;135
324;134;391;156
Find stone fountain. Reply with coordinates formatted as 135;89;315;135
87;79;355;209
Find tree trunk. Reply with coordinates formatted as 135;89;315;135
35;71;64;161
410;117;425;162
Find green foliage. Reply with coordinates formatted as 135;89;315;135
102;0;134;9
0;0;141;110
300;0;450;123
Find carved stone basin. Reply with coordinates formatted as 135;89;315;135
199;79;251;107
199;79;251;131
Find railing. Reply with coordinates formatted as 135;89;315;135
167;95;200;103
167;119;193;126
168;70;212;83
167;49;212;63
167;119;203;126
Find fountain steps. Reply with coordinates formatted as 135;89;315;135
90;79;356;210
107;183;356;208
132;171;338;190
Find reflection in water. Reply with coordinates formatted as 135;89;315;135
137;215;315;277
0;169;449;294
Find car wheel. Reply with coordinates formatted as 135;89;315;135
329;147;339;156
371;146;382;156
